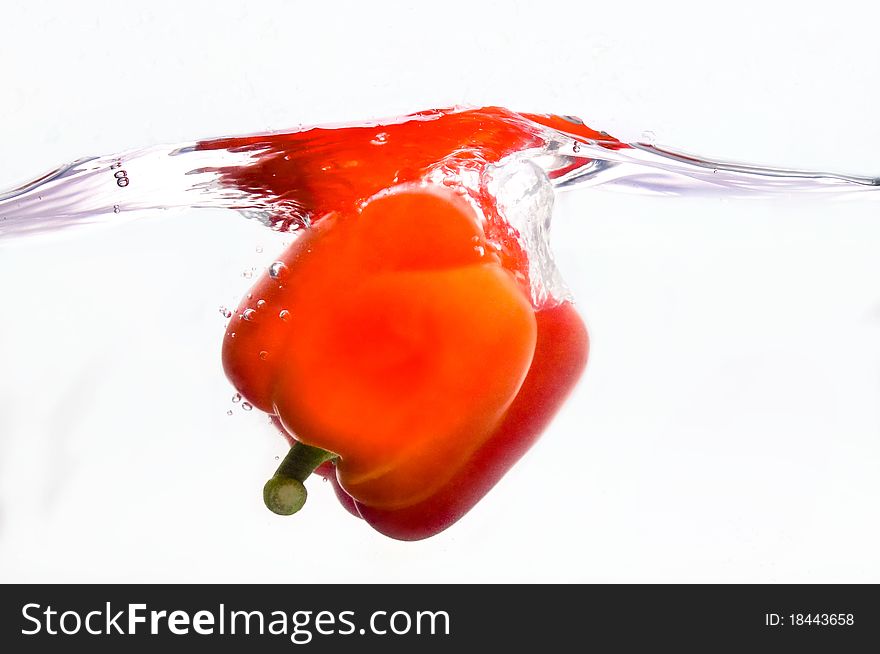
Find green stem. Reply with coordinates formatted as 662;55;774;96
263;441;337;516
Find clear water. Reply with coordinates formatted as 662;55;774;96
1;108;879;581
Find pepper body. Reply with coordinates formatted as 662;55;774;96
349;301;587;540
218;107;595;539
224;185;587;539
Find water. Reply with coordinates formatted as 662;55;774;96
2;106;876;307
1;106;879;578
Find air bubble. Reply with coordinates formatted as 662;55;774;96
268;261;286;279
113;204;120;214
227;410;234;416
572;141;581;154
256;246;263;253
259;350;268;360
241;309;256;321
219;306;232;319
474;245;485;256
640;130;657;145
242;402;253;411
256;299;266;308
279;309;290;321
371;132;389;145
242;270;253;279
232;393;242;403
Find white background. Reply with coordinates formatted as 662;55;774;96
1;0;879;582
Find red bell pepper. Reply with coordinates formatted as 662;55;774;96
213;107;594;540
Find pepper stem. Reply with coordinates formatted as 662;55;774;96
263;441;337;516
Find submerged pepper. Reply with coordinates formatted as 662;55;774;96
223;185;587;540
214;106;600;539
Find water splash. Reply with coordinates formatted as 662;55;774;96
1;106;876;304
0;146;274;238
